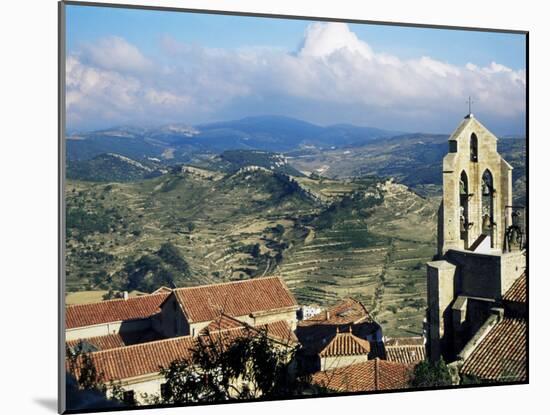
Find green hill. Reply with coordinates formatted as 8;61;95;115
67;153;167;182
66;169;438;337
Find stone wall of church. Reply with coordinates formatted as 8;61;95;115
440;117;513;254
427;260;457;361
446;249;525;300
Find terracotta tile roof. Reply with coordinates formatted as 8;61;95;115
384;337;426;364
319;331;371;357
66;331;166;352
260;320;299;344
385;345;425;364
66;292;170;329
68;336;196;382
460;317;526;382
311;359;412;392
299;298;374;327
68;321;298;382
152;286;173;294
201;314;246;334
503;273;526;303
66;334;126;352
296;299;379;357
171;277;298;323
201;314;299;345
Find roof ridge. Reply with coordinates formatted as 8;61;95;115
76;334;194;357
66;292;169;308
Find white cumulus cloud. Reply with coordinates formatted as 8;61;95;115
66;23;526;134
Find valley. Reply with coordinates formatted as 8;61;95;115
66;168;437;337
64;115;525;338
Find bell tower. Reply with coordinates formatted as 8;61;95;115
438;113;513;255
427;111;526;363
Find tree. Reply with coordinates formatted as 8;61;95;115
157;242;189;274
411;358;452;388
160;327;307;403
250;243;261;258
66;344;105;391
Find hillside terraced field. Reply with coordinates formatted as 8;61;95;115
66;169;437;336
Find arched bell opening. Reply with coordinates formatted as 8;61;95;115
470;133;478;162
481;169;495;247
459;171;470;248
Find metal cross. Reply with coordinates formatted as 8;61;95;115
466;96;474;114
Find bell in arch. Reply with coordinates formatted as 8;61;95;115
482;214;491;230
459;179;466;195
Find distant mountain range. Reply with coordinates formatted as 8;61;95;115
66;115;403;162
65;114;525;204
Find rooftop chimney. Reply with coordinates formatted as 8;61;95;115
122;291;129;301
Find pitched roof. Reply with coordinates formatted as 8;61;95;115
66;334;126;352
68;321;297;382
311;359;412;392
152;286;173;294
201;314;299;345
319;331;371;357
384;337;426;364
503;273;526;303
385;345;425;364
68;336;196;382
201;314;246;334
66;330;165;352
298;298;374;327
171;277;298;323
460;317;526;382
66;292;170;329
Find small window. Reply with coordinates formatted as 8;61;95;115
470;133;478;162
123;390;135;405
449;140;457;153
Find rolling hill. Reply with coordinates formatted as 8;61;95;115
287;134;526;202
66;115;402;162
67;153;168;182
66;168;438;337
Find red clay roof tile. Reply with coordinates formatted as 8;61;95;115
311;359;412;392
503;273;526;303
298;298;373;327
460;317;526;382
68;321;297;382
171;277;298;323
319;331;371;357
66;293;169;329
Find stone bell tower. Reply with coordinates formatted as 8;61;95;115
438;112;514;255
427;110;526;363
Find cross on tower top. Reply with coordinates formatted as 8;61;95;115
466;96;475;118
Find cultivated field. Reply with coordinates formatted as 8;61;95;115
66;168;437;336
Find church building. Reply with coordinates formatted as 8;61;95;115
426;111;526;371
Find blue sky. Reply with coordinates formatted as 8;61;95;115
65;4;526;135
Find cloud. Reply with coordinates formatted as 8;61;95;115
81;36;152;72
299;22;373;60
66;24;526;134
